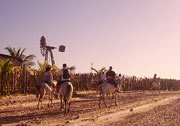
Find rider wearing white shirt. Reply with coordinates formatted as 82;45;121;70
100;72;106;81
98;71;106;85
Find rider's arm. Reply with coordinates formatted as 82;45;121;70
57;70;63;81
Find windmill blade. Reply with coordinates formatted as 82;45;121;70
40;36;47;48
46;46;57;50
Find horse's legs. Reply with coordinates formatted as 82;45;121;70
48;93;52;107
111;93;114;99
50;90;54;107
158;88;160;94
150;87;153;94
68;102;71;113
114;94;118;106
99;91;103;108
60;95;63;111
38;90;44;109
158;85;161;94
51;93;53;106
37;98;42;109
37;98;41;109
99;95;102;108
64;97;67;114
48;93;51;106
102;94;107;107
117;91;120;100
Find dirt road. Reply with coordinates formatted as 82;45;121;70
102;97;180;126
0;91;180;126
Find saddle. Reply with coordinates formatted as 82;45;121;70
46;80;57;89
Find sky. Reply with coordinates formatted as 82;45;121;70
0;0;180;79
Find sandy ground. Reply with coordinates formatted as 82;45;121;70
0;90;180;126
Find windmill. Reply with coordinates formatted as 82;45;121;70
40;36;65;65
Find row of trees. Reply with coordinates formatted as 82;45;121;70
0;47;36;95
1;47;180;96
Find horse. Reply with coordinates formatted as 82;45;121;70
98;82;119;108
36;80;57;109
150;81;161;93
58;82;73;114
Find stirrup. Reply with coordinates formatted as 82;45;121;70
54;94;58;98
115;89;120;93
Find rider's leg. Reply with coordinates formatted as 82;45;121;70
98;80;103;85
112;80;120;93
55;80;62;98
56;80;61;93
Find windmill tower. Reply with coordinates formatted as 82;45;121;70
40;36;65;65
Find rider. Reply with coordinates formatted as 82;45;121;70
106;66;120;92
43;66;55;88
101;71;106;81
56;63;74;95
98;71;106;85
153;74;158;83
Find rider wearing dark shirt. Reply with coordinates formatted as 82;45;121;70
106;70;116;79
106;66;119;90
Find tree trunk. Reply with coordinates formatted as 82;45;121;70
22;64;26;93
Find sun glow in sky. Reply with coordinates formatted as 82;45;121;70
1;0;180;79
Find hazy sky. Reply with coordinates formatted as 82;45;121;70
0;0;180;79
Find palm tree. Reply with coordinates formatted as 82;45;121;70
0;59;13;95
91;67;106;74
4;47;36;67
91;67;106;81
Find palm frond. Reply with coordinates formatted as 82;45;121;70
37;61;49;72
51;65;60;72
91;67;98;73
4;47;16;57
0;59;13;74
37;61;43;70
24;54;36;61
5;46;36;67
20;48;26;57
99;67;106;73
16;47;22;57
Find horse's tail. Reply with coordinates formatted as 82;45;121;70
36;84;41;99
66;83;73;103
